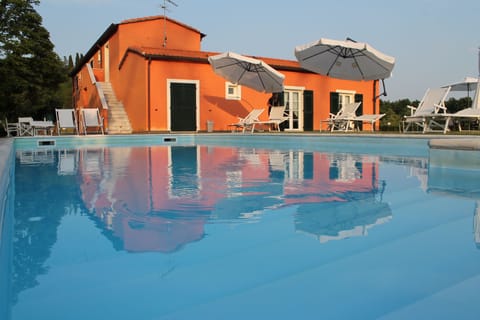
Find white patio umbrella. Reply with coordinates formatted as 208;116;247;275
208;51;285;93
442;77;478;108
443;77;478;92
294;37;395;81
442;77;478;103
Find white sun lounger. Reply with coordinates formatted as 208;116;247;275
81;108;104;135
252;106;288;132
321;102;361;132
56;108;78;135
442;80;480;132
353;113;385;131
228;108;264;133
402;87;451;133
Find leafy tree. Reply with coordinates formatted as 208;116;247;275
0;0;67;122
379;99;415;131
445;97;472;113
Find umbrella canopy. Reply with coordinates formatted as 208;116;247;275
294;37;395;81
208;51;285;93
442;77;478;91
442;77;479;107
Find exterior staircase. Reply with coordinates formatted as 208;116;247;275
99;82;133;134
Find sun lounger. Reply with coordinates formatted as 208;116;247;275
228;108;264;133
81;108;104;135
443;79;480;132
252;106;288;132
56;108;78;135
321;102;361;132
402;87;450;133
353;114;385;131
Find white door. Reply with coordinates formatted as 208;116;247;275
284;89;303;131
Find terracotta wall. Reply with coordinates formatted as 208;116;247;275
118;18;201;55
146;59;275;131
115;53;148;132
76;65;102;109
143;58;378;132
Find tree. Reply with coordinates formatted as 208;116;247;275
0;0;67;122
379;99;415;131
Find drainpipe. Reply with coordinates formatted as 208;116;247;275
147;56;152;132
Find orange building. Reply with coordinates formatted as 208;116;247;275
70;15;382;134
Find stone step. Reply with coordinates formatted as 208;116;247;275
98;81;133;134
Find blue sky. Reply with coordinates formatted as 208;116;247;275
38;0;480;101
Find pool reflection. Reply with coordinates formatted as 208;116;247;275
71;145;391;252
428;148;480;247
8;143;480;319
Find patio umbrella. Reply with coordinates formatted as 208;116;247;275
443;77;478;92
442;77;478;103
294;37;395;81
295;37;395;114
208;51;285;93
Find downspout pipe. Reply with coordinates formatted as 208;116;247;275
147;57;152;132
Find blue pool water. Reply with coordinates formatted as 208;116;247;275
1;135;480;319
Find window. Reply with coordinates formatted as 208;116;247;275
97;50;102;68
336;90;355;111
225;82;241;100
330;91;363;116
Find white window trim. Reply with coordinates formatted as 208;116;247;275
283;86;305;132
225;82;241;100
335;89;356;95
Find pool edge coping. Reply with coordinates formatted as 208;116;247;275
0;138;14;252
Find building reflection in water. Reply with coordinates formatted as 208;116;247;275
286;153;391;242
73;145;391;251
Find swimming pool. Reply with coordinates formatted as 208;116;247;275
1;134;480;319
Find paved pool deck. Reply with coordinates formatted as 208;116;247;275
428;137;480;150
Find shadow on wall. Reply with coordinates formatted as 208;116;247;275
204;95;254;118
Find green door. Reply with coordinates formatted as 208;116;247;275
170;83;196;131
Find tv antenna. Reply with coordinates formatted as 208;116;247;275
161;0;178;47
